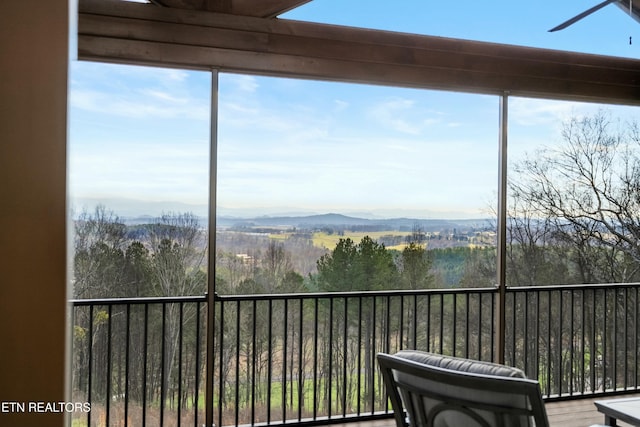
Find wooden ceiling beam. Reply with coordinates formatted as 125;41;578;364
153;0;311;17
230;0;311;18
78;0;640;105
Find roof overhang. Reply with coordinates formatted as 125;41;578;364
614;0;640;24
78;0;640;105
149;0;312;19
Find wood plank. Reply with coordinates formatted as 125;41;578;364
231;0;312;18
545;394;640;427
614;0;640;24
78;0;640;104
351;395;640;427
154;0;310;18
79;34;639;103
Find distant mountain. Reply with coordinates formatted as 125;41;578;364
217;213;490;231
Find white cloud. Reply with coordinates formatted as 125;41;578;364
222;74;259;93
70;61;210;120
509;97;599;127
333;99;349;112
367;97;448;135
70;87;208;120
369;98;422;134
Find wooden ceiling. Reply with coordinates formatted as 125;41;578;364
78;0;640;105
148;0;311;18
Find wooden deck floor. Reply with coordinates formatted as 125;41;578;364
340;394;640;427
545;394;640;427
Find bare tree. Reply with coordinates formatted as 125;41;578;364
511;111;640;283
73;205;128;298
148;212;208;409
149;212;207;297
508;111;640;393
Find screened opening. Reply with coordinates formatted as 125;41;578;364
215;73;499;294
68;61;211;299
507;98;640;286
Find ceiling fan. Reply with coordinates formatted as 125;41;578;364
549;0;639;32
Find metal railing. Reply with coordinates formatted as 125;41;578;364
70;283;640;426
211;288;496;426
71;296;207;427
505;284;640;400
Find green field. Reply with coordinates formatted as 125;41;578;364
311;231;412;250
270;230;413;250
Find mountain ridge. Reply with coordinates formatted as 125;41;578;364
217;212;490;231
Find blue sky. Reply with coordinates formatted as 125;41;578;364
69;0;640;219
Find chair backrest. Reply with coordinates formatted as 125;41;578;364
377;350;549;427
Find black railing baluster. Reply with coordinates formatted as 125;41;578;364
234;300;240;427
297;298;304;422
267;299;273;424
160;303;166;427
477;293;483;361
178;302;184;427
547;290;552;397
283;298;288;424
624;287;629;390
559;290;564;397
511;292;516;365
569;290;574;396
412;294;418;350
632;287;640;388
398;295;404;351
592;288;597;393
87;305;94;427
613;288;618;391
125;304;131;427
464;293;470;358
370;296;377;414
327;297;334;418
534;291;540;383
604;289;608;391
426;293;432;353
312;298;318;421
491;291;495;362
194;302;201;427
523;291;529;378
439;294;444;354
581;289;586;394
217;299;224;427
385;295;391;354
342;297;348;417
143;303;149;427
252;300;257;425
356;296;362;415
106;304;112;427
452;293;457;357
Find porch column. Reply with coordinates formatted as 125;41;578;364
496;92;509;364
205;69;219;427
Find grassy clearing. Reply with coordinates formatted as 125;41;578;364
311;231;412;249
267;230;413;250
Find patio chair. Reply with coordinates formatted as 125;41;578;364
377;350;549;427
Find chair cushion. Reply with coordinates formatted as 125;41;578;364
394;350;527;379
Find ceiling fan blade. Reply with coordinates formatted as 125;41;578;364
549;0;619;32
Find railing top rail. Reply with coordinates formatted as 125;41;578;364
68;282;640;306
70;294;207;306
214;286;498;302
506;282;640;292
